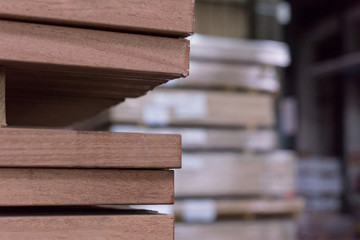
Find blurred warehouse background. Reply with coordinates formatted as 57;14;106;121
73;0;360;239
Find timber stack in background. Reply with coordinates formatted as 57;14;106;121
74;34;304;240
0;1;194;239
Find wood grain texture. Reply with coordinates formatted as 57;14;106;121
0;210;174;240
106;89;275;128
0;169;174;206
109;125;277;151
175;151;296;197
0;128;181;169
175;220;296;240
0;20;189;127
0;70;5;127
0;0;194;37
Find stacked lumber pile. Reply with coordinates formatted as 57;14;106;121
74;35;303;240
0;1;193;239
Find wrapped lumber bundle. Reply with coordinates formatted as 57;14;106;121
175;220;297;240
176;151;296;198
0;1;194;239
109;125;277;151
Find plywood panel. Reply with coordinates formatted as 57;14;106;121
0;0;194;37
0;207;174;240
0;128;181;169
0;169;174;206
0;20;189;127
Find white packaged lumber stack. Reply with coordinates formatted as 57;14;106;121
166;34;289;92
104;89;274;128
175;219;297;240
174;198;305;222
176;151;296;198
110;125;277;151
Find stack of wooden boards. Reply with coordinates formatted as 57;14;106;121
0;1;193;239
0;0;193;127
74;34;303;240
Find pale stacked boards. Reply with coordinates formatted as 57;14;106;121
0;1;193;239
73;35;302;240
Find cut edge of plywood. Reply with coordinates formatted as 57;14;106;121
0;70;6;127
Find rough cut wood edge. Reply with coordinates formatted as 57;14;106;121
0;0;194;37
0;128;181;169
0;169;174;206
0;213;174;240
0;70;5;127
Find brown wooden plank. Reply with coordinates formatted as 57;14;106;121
0;0;194;37
0;169;173;206
0;21;189;76
0;20;189;127
0;128;181;169
0;70;5;127
0;210;174;240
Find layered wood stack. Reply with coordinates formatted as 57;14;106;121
74;35;303;239
0;1;193;239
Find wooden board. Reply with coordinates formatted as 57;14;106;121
0;128;181;169
0;70;5;127
0;169;173;206
0;0;194;37
109;125;277;151
174;198;305;222
0;20;189;127
87;89;275;128
0;207;174;240
175;220;296;240
165;61;280;92
175;151;296;198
